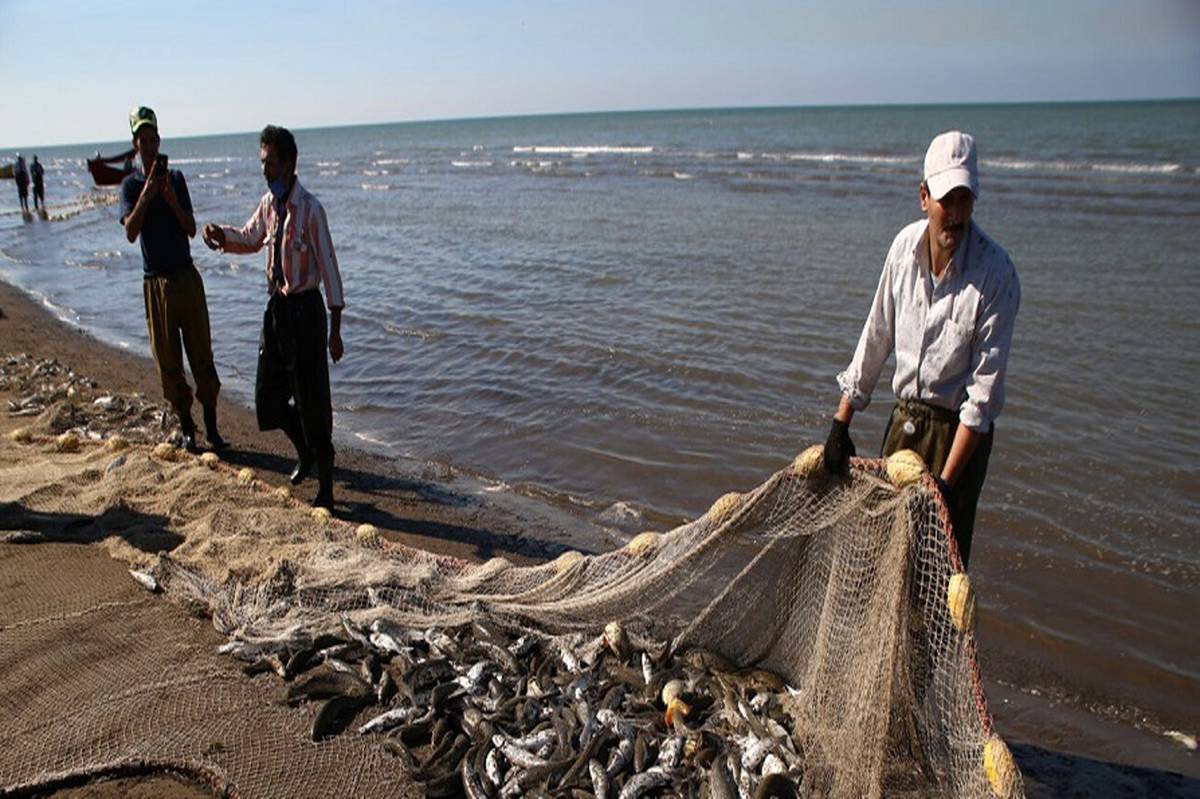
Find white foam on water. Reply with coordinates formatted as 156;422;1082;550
361;184;391;191
736;152;754;160
169;156;241;165
373;158;410;166
318;170;339;177
781;152;915;166
672;171;694;180
352;430;394;448
316;161;340;167
362;170;389;176
512;145;654;155
984;157;1184;175
510;159;559;169
451;160;493;168
1091;162;1182;174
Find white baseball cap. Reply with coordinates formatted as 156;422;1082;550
923;131;978;200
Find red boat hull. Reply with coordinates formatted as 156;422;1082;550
87;159;134;186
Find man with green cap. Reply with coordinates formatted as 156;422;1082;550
120;105;226;452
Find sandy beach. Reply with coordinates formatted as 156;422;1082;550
1;276;1196;798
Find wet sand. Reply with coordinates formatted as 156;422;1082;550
1;277;1195;798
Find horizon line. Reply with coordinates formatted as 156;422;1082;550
5;95;1198;152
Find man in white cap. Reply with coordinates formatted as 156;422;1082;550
823;131;1020;567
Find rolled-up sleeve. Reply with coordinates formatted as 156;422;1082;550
221;196;268;252
959;261;1020;431
837;251;897;411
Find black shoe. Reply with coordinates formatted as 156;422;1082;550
311;489;334;510
290;456;313;485
313;451;334;508
179;415;200;453
202;406;229;451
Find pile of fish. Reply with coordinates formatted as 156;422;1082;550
220;614;809;798
2;353;176;443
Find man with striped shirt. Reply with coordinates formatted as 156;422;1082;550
824;131;1020;568
203;125;345;509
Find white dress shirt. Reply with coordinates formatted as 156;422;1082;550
837;219;1020;432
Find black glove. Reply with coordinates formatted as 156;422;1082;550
823;418;856;476
934;476;955;506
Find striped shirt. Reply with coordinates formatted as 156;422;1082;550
219;178;345;309
837;219;1020;432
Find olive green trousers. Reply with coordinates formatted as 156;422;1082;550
143;266;220;419
881;399;993;568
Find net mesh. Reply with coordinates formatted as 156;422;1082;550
0;398;1022;798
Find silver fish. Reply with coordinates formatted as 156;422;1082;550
708;756;740;799
128;569;160;593
485;746;505;787
605;735;633;780
740;735;782;773
617;767;670;799
426;629;462;660
460;660;496;694
510;634;538;658
461;750;489;799
576;699;596;748
589;758;609;799
357;704;418;735
369;630;406;656
761;753;786;777
659;735;685;771
493;733;549;769
0;529;44;544
340;614;373;649
510;727;558;754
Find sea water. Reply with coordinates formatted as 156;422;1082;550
1;101;1198;771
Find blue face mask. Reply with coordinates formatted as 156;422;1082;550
268;178;289;201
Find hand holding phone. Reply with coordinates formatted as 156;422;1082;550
154;153;168;179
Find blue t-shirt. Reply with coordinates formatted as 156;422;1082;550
119;169;194;278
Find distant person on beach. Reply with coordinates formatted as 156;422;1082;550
202;125;345;510
30;156;44;211
13;153;29;213
824;131;1020;568
119;105;227;453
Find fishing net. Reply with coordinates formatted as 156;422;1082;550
0;387;1022;798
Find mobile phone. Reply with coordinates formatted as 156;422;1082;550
154;154;168;178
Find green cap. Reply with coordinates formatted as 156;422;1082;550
129;106;158;135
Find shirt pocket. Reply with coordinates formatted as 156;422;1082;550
928;317;974;379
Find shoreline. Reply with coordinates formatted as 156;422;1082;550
0;276;622;567
1;275;1197;796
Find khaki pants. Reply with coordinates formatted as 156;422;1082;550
143;267;220;418
881;399;993;567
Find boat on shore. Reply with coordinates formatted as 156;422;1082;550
86;149;136;186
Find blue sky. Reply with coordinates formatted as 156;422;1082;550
2;0;1197;148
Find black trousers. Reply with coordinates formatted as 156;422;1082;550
256;290;334;460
